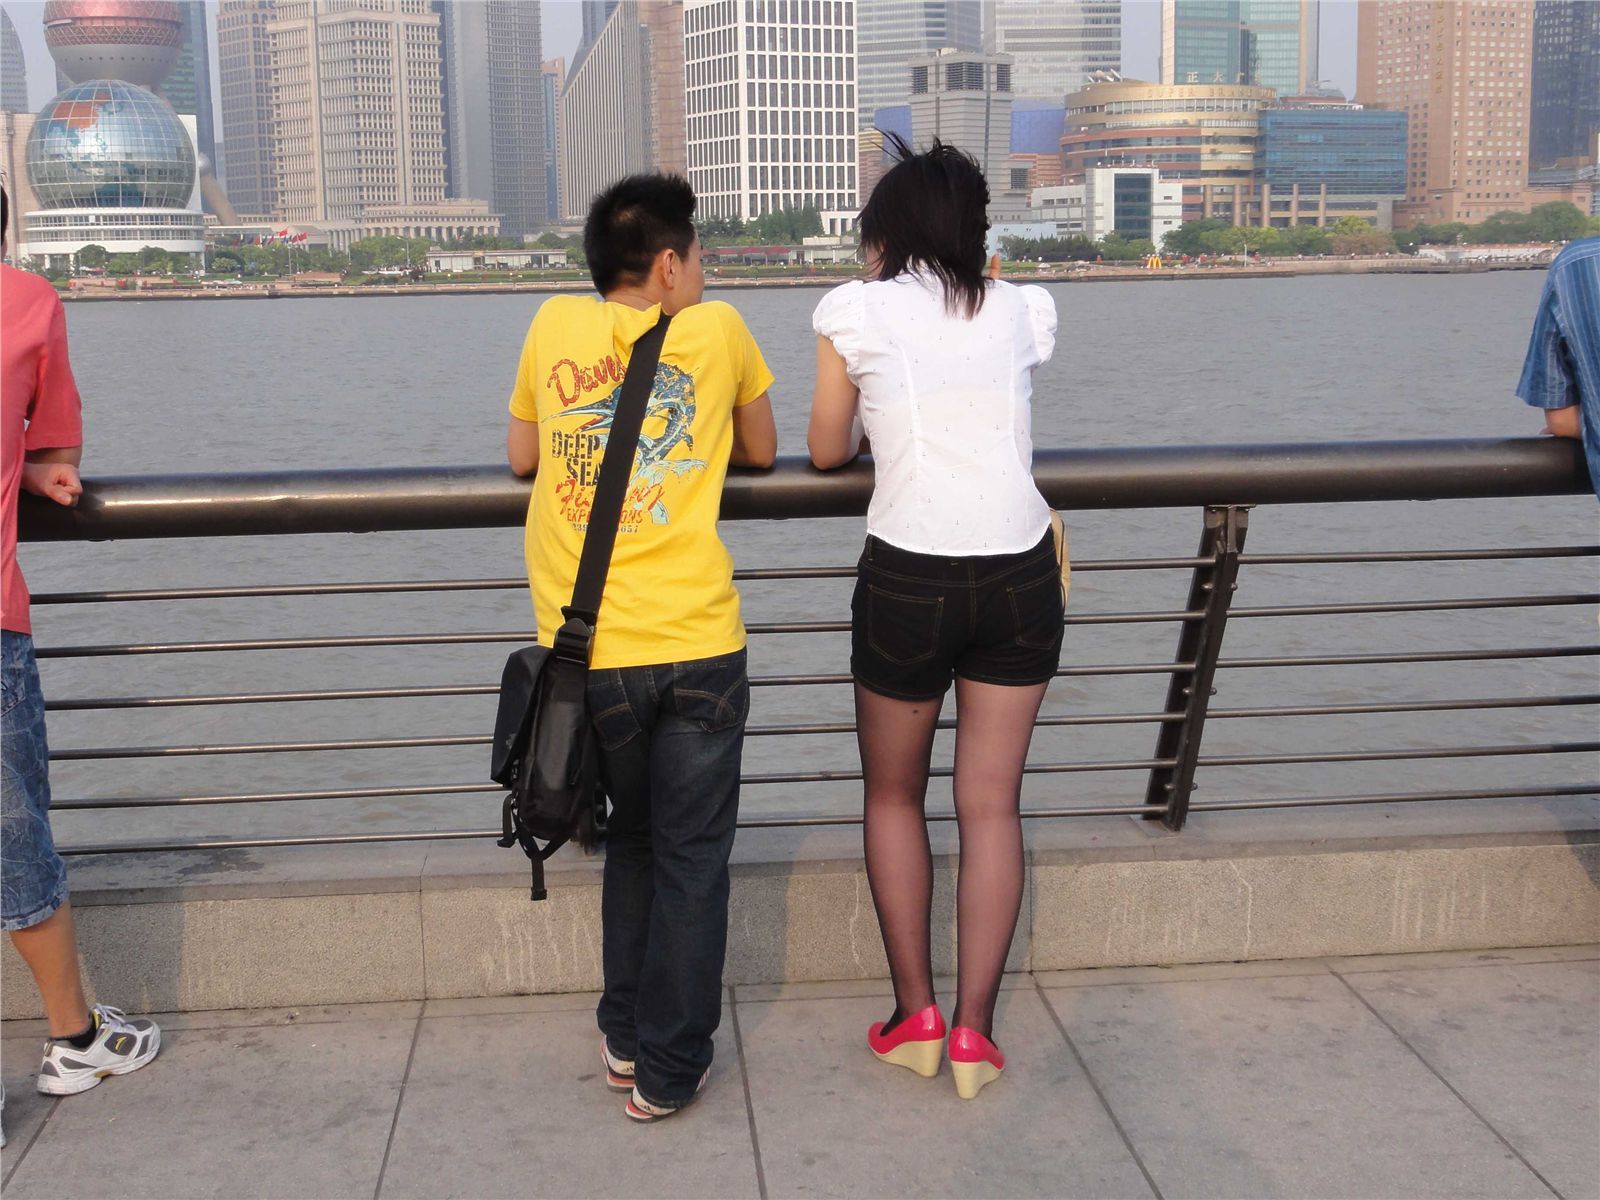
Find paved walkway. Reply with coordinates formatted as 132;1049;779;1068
1;946;1595;1200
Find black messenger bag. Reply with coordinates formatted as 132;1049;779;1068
491;311;672;901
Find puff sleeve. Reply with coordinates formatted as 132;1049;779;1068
1020;284;1057;365
811;280;866;379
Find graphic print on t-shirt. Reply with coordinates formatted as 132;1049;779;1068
548;362;706;532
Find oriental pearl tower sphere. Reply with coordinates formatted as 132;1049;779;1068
43;0;184;91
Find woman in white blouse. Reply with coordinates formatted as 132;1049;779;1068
808;138;1062;1101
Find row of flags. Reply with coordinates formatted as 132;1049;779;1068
224;231;311;246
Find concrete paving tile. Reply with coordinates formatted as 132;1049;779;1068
422;991;602;1019
2;1017;417;1199
379;1007;759;1199
1324;943;1599;974
1341;959;1600;1200
142;1000;422;1032
733;972;1033;1004
1035;958;1331;990
1044;973;1554;1199
1;1035;57;1187
736;989;1154;1199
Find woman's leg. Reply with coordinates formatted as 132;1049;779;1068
950;677;1048;1038
856;683;943;1026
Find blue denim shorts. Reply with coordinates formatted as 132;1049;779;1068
2;630;69;931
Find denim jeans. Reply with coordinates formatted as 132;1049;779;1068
2;630;69;932
587;648;748;1104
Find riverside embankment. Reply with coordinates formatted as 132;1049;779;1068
53;253;1551;301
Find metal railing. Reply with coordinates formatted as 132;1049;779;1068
20;437;1599;857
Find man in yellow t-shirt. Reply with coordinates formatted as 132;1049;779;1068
507;175;776;1123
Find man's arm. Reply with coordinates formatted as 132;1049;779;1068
1544;406;1582;439
731;394;776;468
507;416;539;477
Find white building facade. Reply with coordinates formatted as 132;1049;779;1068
1031;168;1183;243
559;4;649;220
987;0;1121;101
684;0;858;229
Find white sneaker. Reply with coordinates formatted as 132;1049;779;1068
36;1005;161;1096
601;1037;635;1092
624;1069;708;1123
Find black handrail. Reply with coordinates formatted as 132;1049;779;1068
17;438;1592;542
18;437;1598;850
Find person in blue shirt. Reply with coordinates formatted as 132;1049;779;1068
1518;236;1600;500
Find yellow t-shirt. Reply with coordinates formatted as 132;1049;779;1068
509;296;775;669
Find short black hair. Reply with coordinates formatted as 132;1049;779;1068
858;133;990;318
583;174;697;295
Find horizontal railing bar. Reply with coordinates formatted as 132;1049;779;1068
1219;645;1598;669
18;440;1591;542
734;804;1165;828
31;579;529;604
1189;782;1600;812
53;734;492;760
741;758;1176;785
1198;740;1600;768
1206;693;1600;719
47;684;502;710
57;781;1595;854
1238;545;1599;565
53;783;500;809
56;800;1178;855
747;712;1180;737
1229;594;1600;618
38;632;528;658
32;556;1219;607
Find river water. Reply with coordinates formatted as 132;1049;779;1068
22;273;1598;849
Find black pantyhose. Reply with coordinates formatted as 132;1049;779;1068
857;677;1049;1040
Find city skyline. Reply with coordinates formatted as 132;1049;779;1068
1;1;1366;117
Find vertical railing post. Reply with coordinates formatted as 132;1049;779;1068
1144;504;1249;830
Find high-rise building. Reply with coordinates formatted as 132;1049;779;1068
1531;0;1600;169
560;0;648;220
541;57;564;220
164;2;216;168
683;0;858;227
1160;1;1319;96
580;0;621;53
1356;1;1534;224
439;0;546;237
908;49;1023;216
856;0;982;128
2;8;29;113
218;0;277;219
1258;104;1407;228
643;0;686;176
1062;78;1276;223
268;0;447;223
986;1;1121;101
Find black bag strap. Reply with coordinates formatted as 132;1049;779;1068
554;310;672;659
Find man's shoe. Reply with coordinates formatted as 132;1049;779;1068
601;1037;635;1092
37;1005;161;1096
624;1070;708;1123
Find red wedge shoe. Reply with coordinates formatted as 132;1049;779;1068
867;1004;946;1078
948;1026;1005;1099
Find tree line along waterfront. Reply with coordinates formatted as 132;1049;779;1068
15;199;1594;292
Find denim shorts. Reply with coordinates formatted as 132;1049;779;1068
2;630;69;932
851;530;1065;701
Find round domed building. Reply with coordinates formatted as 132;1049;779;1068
20;80;203;266
17;1;204;268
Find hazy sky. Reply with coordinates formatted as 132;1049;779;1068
3;0;1360;123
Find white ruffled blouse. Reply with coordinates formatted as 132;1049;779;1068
812;272;1058;556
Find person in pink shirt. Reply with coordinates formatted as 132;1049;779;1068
2;190;160;1142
